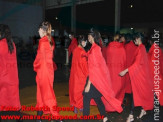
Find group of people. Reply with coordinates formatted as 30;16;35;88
68;30;163;122
0;21;163;122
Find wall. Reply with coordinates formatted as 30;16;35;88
0;0;43;43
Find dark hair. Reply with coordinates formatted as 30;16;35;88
125;33;132;44
133;32;144;44
0;24;14;54
78;35;86;45
39;21;53;46
69;32;75;37
88;28;101;45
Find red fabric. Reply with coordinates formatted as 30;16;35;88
101;46;107;61
0;38;21;111
148;44;163;106
33;36;59;116
124;41;137;93
87;43;123;113
69;46;88;109
68;38;78;57
128;44;154;110
106;41;126;103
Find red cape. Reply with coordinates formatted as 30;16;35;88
124;41;137;93
68;38;78;57
128;44;154;110
69;46;88;109
0;38;21;111
33;36;59;116
148;44;163;106
106;41;126;103
101;46;107;62
88;43;123;113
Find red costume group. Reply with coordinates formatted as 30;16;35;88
1;32;163;120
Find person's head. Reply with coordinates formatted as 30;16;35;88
69;32;75;40
88;28;101;45
113;34;120;42
0;24;14;53
119;34;126;43
125;33;132;43
78;35;87;48
38;21;51;38
133;32;144;46
38;21;53;46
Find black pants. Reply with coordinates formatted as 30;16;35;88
83;77;106;121
130;94;134;115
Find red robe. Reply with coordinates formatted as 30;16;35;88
69;46;88;109
128;44;154;110
87;43;123;113
124;41;137;93
106;41;126;103
68;38;78;57
148;44;163;106
101;46;107;62
33;36;59;116
0;38;21;111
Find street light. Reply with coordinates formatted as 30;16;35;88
130;4;133;8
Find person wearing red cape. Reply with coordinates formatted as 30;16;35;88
148;39;163;106
124;39;137;94
106;34;126;104
68;33;78;57
68;33;78;69
33;22;63;122
119;33;154;122
0;24;21;119
83;29;123;122
69;35;88;113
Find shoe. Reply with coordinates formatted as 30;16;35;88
103;116;108;122
79;109;83;113
137;109;146;119
56;120;65;122
74;107;78;114
36;120;42;122
36;111;43;122
126;114;134;122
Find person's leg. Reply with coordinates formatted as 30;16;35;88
36;111;43;122
130;97;134;115
93;97;108;122
83;93;91;116
36;84;43;122
126;94;134;122
15;109;23;122
94;97;106;116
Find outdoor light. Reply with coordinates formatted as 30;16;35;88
56;17;58;20
131;28;133;30
130;4;133;8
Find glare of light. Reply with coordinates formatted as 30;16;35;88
131;28;133;30
52;29;54;32
56;17;58;20
130;5;133;8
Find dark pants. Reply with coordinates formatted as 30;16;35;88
83;77;106;121
130;94;134;115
